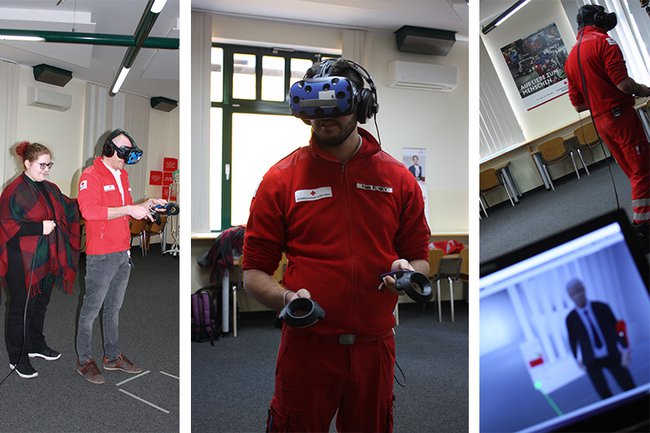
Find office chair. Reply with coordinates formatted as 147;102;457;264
458;247;469;285
129;219;148;257
144;214;168;256
480;168;515;209
231;253;286;337
433;253;462;322
537;137;582;190
394;248;444;325
479;198;488;218
573;123;604;175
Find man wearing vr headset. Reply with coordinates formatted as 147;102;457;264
564;4;650;249
242;59;430;432
75;129;166;384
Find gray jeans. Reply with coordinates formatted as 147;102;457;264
76;251;131;362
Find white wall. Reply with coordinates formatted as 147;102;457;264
15;65;85;197
481;0;581;142
210;15;469;234
212;15;341;54
370;30;469;234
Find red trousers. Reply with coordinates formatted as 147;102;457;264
595;105;650;224
266;326;396;433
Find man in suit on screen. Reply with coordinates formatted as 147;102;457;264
565;278;635;399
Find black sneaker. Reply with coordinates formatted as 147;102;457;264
28;347;61;361
9;359;38;379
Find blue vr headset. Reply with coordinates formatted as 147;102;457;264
102;128;143;165
288;59;378;124
289;76;356;120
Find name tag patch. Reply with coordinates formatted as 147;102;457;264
295;187;332;203
79;180;87;191
104;184;116;192
356;183;393;193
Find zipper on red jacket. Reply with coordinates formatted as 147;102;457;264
340;160;359;333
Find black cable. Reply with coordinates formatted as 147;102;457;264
373;115;382;146
394;359;407;388
0;234;44;385
575;15;621;211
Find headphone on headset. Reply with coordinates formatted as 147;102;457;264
578;4;617;31
102;128;143;165
289;58;379;124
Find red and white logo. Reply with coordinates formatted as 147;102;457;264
295;187;333;203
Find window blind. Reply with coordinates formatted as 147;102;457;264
479;38;525;162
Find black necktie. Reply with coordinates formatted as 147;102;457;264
585;310;603;348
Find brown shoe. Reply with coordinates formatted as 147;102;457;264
102;353;142;374
77;359;105;384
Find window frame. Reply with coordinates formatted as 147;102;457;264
211;44;330;230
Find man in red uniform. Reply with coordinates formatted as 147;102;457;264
242;59;430;432
75;129;166;384
564;4;650;249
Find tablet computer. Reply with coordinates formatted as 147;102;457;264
480;209;649;432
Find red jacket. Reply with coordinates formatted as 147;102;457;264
243;128;430;335
78;157;133;255
564;26;634;118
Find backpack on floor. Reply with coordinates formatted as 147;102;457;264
192;286;219;345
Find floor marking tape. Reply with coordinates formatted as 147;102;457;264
118;388;170;414
160;370;179;380
116;370;151;387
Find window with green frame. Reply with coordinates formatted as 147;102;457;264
210;44;336;231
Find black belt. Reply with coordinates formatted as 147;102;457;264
286;329;394;345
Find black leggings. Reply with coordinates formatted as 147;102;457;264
4;245;54;365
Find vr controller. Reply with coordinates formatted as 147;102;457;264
380;270;433;303
289;76;356;120
149;202;180;225
275;297;326;328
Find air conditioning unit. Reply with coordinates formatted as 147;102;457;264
26;87;72;111
388;60;458;92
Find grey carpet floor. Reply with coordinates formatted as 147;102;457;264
192;301;468;433
0;246;179;432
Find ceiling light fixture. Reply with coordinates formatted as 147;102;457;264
150;0;168;14
111;67;130;95
109;0;168;96
0;35;45;42
482;0;533;34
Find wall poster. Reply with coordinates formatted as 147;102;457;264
501;23;569;110
403;147;429;227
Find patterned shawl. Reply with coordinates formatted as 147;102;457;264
0;173;81;295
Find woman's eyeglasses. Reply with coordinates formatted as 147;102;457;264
38;162;54;170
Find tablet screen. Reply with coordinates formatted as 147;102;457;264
480;211;649;432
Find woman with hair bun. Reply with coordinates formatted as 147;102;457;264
0;141;80;379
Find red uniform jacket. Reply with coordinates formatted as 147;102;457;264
564;26;634;118
78;157;133;255
243;128;431;335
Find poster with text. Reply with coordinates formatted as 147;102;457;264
501;23;569;110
